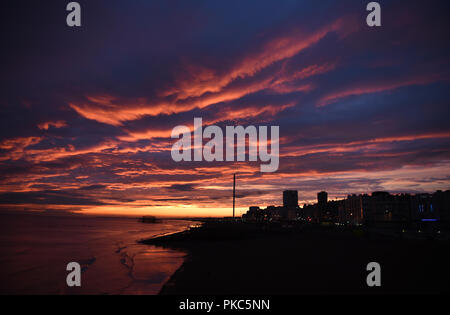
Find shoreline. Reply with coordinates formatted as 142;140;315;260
141;221;449;295
138;221;205;294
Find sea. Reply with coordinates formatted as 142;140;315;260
0;212;197;294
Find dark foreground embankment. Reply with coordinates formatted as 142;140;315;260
141;221;449;294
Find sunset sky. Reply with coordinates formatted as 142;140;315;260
1;0;449;217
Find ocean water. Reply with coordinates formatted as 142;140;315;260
0;213;196;294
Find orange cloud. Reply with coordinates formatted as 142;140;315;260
69;20;346;126
168;19;344;101
37;120;67;130
282;132;450;158
0;137;42;161
317;75;446;107
5;141;118;163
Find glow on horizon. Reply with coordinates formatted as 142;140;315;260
79;205;249;218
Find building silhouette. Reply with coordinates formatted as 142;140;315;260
283;190;298;208
318;191;328;205
243;190;299;222
243;188;450;231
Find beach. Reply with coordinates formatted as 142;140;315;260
1;213;448;295
0;212;196;294
142;221;449;294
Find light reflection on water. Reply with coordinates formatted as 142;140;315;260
0;213;196;294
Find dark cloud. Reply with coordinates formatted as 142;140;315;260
78;184;107;190
167;184;197;192
0;190;106;206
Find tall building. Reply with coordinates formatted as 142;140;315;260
283;190;298;208
318;191;328;205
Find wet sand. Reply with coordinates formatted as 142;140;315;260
142;222;449;294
